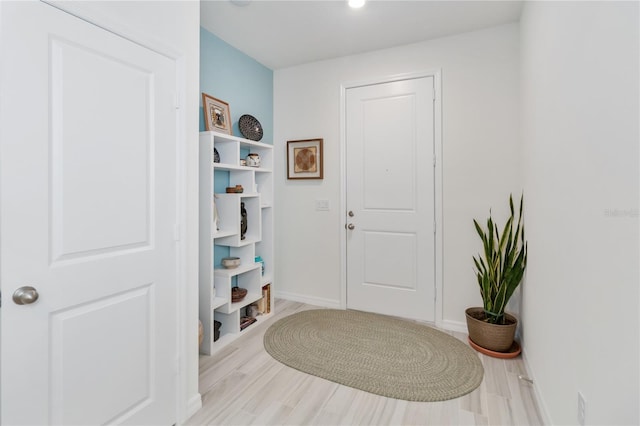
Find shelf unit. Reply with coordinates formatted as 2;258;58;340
199;131;274;355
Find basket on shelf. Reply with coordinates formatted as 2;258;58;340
226;185;244;193
231;287;247;303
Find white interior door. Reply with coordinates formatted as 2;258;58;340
0;2;178;424
345;76;435;322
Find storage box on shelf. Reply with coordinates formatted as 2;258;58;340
199;131;274;355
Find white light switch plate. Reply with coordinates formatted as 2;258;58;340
316;199;330;211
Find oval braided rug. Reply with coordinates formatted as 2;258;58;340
263;309;483;402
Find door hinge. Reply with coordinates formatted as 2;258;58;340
433;155;436;167
173;224;181;241
433;221;436;235
432;88;436;102
175;93;181;110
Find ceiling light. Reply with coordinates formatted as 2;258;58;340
348;0;366;9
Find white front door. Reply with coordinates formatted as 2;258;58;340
0;2;178;424
345;76;435;322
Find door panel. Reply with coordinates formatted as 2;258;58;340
51;37;152;260
363;231;417;290
50;286;153;425
362;94;417;211
0;2;177;425
346;77;435;321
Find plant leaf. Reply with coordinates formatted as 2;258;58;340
471;194;527;321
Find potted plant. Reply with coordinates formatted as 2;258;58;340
466;194;527;353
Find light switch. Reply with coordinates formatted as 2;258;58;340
316;199;330;211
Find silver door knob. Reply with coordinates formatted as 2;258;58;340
13;286;39;305
347;223;355;230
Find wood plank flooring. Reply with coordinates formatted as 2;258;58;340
186;300;545;425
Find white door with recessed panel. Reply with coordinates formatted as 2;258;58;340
345;76;435;321
0;2;178;424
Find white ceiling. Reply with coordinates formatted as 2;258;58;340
200;0;524;70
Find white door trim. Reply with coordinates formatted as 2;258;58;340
339;70;444;327
28;1;199;421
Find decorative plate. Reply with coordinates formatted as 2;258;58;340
239;114;263;141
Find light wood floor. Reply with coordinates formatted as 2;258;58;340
186;300;545;425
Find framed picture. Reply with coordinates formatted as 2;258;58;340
287;138;324;180
202;93;232;134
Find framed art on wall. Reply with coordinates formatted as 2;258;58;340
287;138;324;180
202;93;231;134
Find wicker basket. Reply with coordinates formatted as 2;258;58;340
231;287;248;303
465;307;517;352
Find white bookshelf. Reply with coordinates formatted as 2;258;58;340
199;131;274;355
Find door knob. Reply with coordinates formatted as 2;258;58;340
13;286;39;305
348;211;355;217
347;223;355;230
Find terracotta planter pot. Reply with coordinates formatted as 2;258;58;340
465;307;517;352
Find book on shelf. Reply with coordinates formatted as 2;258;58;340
240;316;257;330
262;283;271;314
256;296;265;314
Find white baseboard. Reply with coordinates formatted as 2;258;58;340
438;320;551;424
438;319;468;334
185;393;202;421
520;348;552;425
275;291;342;309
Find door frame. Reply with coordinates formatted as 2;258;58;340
2;1;198;422
339;70;444;327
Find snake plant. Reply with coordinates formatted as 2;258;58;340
472;194;527;325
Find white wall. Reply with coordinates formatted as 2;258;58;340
520;2;639;424
47;1;202;421
274;23;521;325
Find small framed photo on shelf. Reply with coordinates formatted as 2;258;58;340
202;93;232;134
287;138;324;180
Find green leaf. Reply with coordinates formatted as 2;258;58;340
471;193;527;320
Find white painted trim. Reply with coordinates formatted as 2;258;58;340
37;3;199;423
339;84;348;310
43;1;181;60
438;318;552;425
433;71;445;330
174;56;201;424
185;394;203;421
275;291;342;310
174;56;188;423
521;349;552;425
339;69;444;322
439;319;468;334
0;3;4;419
341;70;441;91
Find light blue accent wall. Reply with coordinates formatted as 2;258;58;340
202;28;273;266
200;27;273;143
